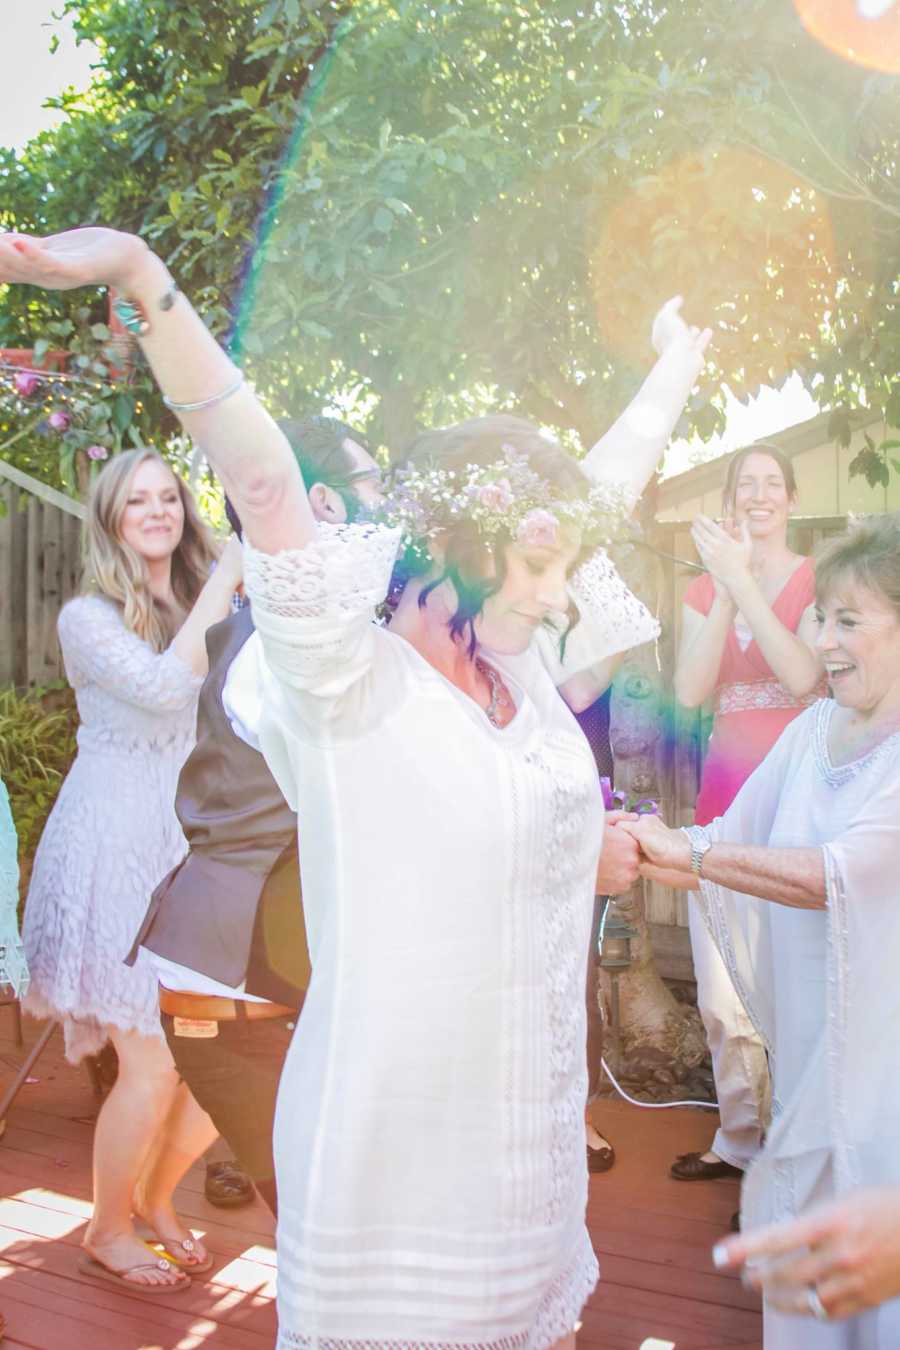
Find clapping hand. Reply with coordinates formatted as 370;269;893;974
651;295;713;361
0;227;148;293
691;514;753;596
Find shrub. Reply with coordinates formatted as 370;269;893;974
0;683;78;898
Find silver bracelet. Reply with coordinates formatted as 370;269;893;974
162;374;244;414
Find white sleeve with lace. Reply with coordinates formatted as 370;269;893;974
532;546;660;685
242;521;402;710
58;596;203;713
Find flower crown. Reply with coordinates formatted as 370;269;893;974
378;443;629;557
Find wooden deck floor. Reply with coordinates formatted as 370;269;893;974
0;1016;760;1350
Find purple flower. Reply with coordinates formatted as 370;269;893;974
14;371;41;397
47;410;71;433
476;477;514;512
516;508;559;550
86;444;109;461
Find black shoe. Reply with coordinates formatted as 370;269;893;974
587;1134;615;1173
205;1159;255;1209
670;1151;743;1181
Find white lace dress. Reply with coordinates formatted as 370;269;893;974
22;595;202;1062
238;521;653;1350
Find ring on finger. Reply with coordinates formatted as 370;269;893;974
806;1286;829;1321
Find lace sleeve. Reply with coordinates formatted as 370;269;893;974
58;597;203;713
0;780;28;998
532;547;661;686
242;522;402;707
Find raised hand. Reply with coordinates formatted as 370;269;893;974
691;513;753;594
651;295;713;361
0;227;148;293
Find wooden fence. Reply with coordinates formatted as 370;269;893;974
0;482;83;688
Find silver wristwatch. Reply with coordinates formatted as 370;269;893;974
682;825;712;877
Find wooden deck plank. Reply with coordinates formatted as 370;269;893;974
0;1260;274;1349
0;1017;762;1349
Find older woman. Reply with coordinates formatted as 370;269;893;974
623;513;900;1348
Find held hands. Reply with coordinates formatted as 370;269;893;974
691;514;753;597
617;815;692;872
651;295;713;363
596;811;642;896
0;227;149;293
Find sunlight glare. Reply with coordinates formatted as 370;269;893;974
793;0;900;71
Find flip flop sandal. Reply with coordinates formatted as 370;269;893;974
77;1252;191;1293
142;1236;214;1275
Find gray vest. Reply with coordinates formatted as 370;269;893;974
127;606;310;1003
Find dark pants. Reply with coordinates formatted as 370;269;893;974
162;1010;296;1217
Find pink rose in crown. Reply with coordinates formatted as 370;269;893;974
14;371;41;397
86;444;109;461
47;410;71;432
477;477;514;512
516;508;559;549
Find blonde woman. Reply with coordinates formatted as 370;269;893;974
23;448;242;1291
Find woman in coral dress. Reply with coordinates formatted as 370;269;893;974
672;444;824;1185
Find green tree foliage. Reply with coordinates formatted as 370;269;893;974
1;0;898;469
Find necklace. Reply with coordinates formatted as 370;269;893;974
475;657;511;728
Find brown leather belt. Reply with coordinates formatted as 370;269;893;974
159;987;296;1021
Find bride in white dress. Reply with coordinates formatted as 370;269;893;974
0;224;709;1348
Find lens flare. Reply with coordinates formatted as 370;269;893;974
793;0;900;72
591;147;837;387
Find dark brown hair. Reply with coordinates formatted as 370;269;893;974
392;415;591;652
721;442;797;513
815;512;900;620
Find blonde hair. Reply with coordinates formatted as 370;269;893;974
84;448;218;651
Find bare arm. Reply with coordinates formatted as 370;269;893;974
0;229;313;555
674;599;733;707
557;652;621;713
621;815;826;909
170;535;244;675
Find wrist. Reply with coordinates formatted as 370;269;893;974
112;241;169;298
653;337;704;384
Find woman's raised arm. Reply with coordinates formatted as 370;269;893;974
0;229;313;554
581;297;711;506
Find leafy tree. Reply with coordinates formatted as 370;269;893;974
1;0;898;475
